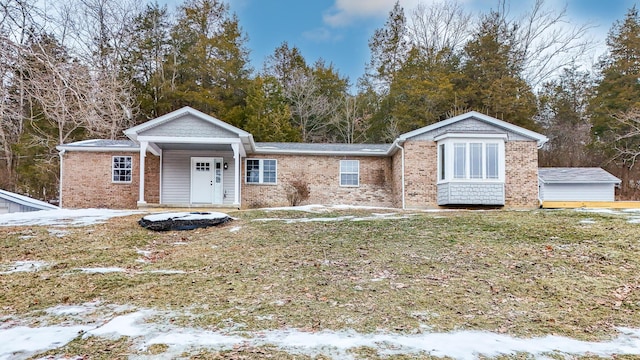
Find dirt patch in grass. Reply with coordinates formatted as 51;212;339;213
2;209;640;351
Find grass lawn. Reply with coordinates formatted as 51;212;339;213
1;207;639;359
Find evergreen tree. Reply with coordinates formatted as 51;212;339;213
362;1;409;93
165;0;251;126
386;47;464;135
263;42;308;89
461;11;537;129
124;2;172;122
590;6;640;140
244;76;299;142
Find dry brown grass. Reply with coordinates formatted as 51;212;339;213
2;208;640;358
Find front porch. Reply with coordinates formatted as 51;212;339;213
123;107;254;209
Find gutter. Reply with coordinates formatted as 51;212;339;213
393;140;405;210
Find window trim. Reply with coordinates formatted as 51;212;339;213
112;156;133;183
436;135;506;183
245;158;277;185
339;159;360;187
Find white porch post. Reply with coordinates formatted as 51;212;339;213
232;143;240;206
138;141;148;206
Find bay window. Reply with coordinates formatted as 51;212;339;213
436;134;506;182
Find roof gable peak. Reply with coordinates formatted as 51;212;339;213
398;111;548;146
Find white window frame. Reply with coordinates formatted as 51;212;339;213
112;156;132;183
339;160;360;187
436;134;506;183
245;158;277;184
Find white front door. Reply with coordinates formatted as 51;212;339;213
191;157;223;204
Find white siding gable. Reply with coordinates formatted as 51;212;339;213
408;118;530;141
140;114;239;139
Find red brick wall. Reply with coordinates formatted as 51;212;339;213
403;140;439;208
61;151;160;209
505;141;540;208
241;154;394;208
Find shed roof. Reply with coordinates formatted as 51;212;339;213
254;142;393;156
0;189;59;211
538;168;621;184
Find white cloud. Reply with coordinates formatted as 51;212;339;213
302;27;344;42
323;0;422;27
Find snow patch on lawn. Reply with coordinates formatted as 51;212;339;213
47;229;69;237
0;208;144;227
3;307;640;360
141;212;230;222
0;260;49;274
0;325;91;359
229;226;242;233
75;267;126;274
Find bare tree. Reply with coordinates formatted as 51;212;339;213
610;108;640;169
25;36;96;146
407;0;472;56
51;0;138;139
500;0;595;88
330;95;368;144
284;69;335;142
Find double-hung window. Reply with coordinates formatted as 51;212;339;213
112;156;132;183
437;135;505;182
340;160;359;186
245;159;277;184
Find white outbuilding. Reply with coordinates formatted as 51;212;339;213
0;189;59;214
538;168;621;202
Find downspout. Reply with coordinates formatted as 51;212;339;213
393;141;405;210
536;137;549;207
58;149;65;208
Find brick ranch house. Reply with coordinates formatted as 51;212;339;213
56;107;548;209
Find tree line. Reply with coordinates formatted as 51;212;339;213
1;0;640;200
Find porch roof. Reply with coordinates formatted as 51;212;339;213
123;107;255;156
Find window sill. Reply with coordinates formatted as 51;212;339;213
245;182;278;186
340;185;360;188
438;179;504;185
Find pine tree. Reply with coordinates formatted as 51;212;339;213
461;11;537;129
244;76;299;142
165;0;251;126
590;6;640;139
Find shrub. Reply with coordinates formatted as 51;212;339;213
286;179;310;206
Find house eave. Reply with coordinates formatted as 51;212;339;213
539;179;622;185
253;149;390;157
56;145;140;152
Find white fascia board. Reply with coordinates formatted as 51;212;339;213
147;142;162;156
399;111;549;146
253;149;390;157
125;106;251;139
136;136;242;144
56;145;140;152
434;133;508;141
539;179;621;184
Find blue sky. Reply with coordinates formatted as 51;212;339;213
170;0;639;85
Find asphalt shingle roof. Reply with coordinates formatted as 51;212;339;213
538;167;621;184
255;142;392;155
